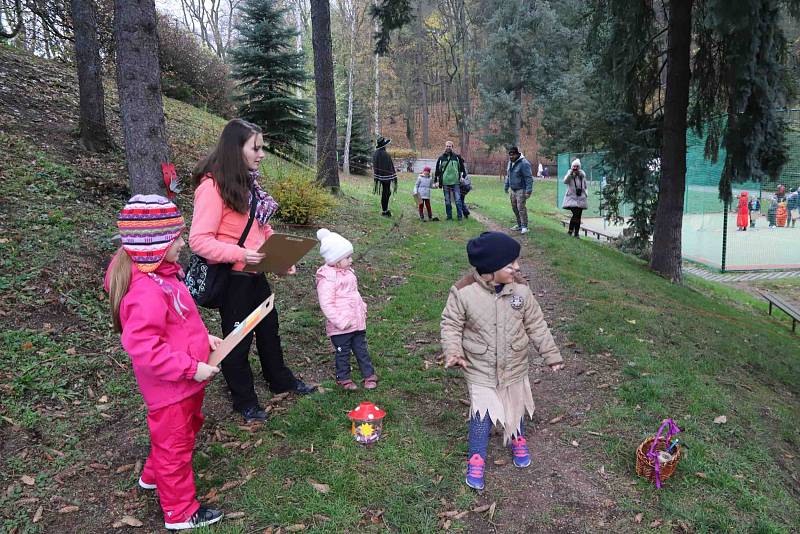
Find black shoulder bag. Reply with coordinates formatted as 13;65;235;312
184;187;257;309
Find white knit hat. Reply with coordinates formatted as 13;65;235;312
571;158;582;169
317;228;353;265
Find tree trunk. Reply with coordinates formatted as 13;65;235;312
310;0;339;190
460;16;470;160
342;2;355;175
373;0;380;137
71;0;112;152
512;87;522;146
113;0;171;196
421;78;429;148
650;0;693;282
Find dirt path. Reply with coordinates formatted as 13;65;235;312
463;212;636;533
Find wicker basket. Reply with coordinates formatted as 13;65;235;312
636;435;681;484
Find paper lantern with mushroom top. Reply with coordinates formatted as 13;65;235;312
347;402;386;444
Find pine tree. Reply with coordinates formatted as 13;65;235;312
590;0;797;282
231;0;312;159
339;104;371;175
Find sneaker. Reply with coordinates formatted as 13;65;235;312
510;436;531;468
430;216;440;221
165;505;223;530
138;476;157;490
385;210;392;217
465;454;485;490
241;405;269;423
419;215;425;221
464;212;470;219
381;211;390;217
520;227;529;234
363;375;378;390
446;216;453;221
336;378;358;390
510;224;520;231
292;379;318;395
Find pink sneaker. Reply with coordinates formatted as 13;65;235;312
465;454;485;490
510;436;531;468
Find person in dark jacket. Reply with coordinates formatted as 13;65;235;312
504;146;534;234
373;137;398;217
434;141;467;221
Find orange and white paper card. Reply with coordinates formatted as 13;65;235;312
208;294;274;367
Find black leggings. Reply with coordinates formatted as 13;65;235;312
380;181;392;212
218;272;296;411
568;207;584;234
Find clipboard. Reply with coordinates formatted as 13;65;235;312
243;232;318;274
208;294;274;366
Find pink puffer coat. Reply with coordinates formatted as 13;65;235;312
315;264;368;336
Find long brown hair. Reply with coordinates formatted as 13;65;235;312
192;118;262;213
108;248;133;333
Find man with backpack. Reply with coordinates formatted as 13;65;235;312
434;141;468;221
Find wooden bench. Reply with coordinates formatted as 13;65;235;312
759;290;799;333
559;220;614;241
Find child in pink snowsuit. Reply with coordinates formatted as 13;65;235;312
105;195;224;531
315;228;377;390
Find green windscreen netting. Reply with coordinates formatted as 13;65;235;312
556;110;800;271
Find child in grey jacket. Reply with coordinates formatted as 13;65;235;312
413;166;439;221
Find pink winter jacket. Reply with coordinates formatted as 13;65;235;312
105;260;210;411
189;176;274;272
315;264;368;336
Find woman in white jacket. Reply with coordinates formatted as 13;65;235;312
562;158;588;238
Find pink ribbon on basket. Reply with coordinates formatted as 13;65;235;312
646;418;681;489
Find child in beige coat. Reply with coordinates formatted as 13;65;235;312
441;231;564;490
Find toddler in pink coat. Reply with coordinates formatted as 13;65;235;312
315;228;377;390
105;195;224;531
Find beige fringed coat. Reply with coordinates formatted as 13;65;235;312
441;270;563;388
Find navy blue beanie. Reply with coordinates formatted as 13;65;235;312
467;232;521;274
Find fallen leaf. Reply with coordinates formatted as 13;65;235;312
65;347;77;356
438;510;461;518
89;463;109;470
596;383;611;389
17;497;38;505
33;506;43;523
285;524;306;532
313;513;330;522
571;440;579;447
442;519;452;530
220;480;242;492
713;415;727;424
471;504;491;513
488;502;497;521
119;516;143;527
650;519;662;528
20;475;35;486
227;512;246;519
634;513;643;524
548;414;564;424
587;431;603;436
115;464;135;474
21;341;33;351
695;472;708;479
459;399;471;406
493;459;507;466
455;511;468;519
273;431;287;438
598;465;606;476
626;319;636;324
585;370;598;376
309;479;330;494
134;460;142;474
59;505;79;513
